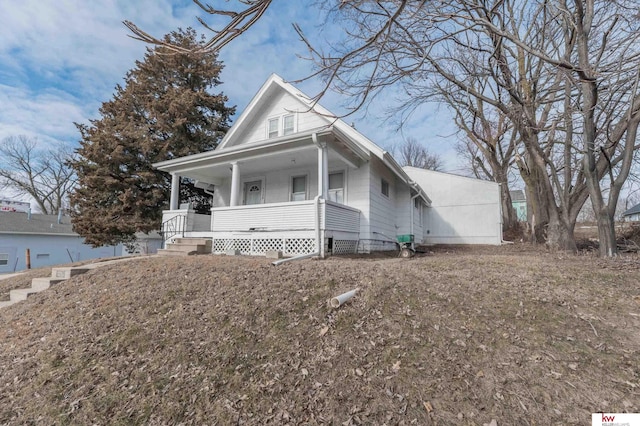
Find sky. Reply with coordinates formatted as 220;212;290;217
0;0;462;176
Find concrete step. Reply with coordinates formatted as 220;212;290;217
9;288;40;302
51;267;91;280
157;248;195;256
173;238;212;247
0;300;16;308
165;243;210;254
31;277;66;291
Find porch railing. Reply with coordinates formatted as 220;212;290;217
161;213;186;243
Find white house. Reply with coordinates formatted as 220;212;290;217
153;74;502;257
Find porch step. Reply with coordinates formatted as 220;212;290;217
0;300;15;308
157;248;199;256
159;238;212;256
173;238;212;248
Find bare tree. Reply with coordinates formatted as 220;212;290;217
124;0;272;53
393;137;443;171
0;136;76;214
292;1;640;255
128;1;640;256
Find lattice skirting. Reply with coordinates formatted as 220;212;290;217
332;239;358;255
213;237;317;256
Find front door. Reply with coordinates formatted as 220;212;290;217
244;180;263;205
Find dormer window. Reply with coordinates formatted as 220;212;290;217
267;113;296;138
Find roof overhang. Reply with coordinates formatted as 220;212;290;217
153;127;371;184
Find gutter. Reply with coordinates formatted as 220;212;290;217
409;185;421;238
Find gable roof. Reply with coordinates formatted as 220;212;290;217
155;73;429;203
0;212;76;236
623;203;640;217
217;73;387;158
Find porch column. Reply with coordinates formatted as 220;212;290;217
170;173;180;210
230;161;241;206
317;142;328;198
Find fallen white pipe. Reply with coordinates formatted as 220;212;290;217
330;288;360;308
271;252;319;266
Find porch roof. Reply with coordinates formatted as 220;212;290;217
153;127;371;185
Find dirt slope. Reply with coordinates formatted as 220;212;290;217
0;248;638;425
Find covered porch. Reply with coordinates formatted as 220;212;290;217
154;128;369;257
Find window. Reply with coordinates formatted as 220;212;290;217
268;118;279;138
414;198;420;209
283;114;295;135
291;175;307;201
267;114;296;138
381;178;390;197
36;253;50;259
328;171;344;204
0;253;8;266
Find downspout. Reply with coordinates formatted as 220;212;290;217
312;132;325;259
409;182;420;238
273;133;324;265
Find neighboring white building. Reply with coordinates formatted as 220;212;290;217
403;168;502;245
0;211;122;273
153;74;502;256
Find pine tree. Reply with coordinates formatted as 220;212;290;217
70;28;234;246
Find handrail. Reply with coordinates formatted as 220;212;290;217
161;214;186;244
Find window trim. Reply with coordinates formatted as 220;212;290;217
0;253;8;266
283;114;295;136
328;169;347;204
381;178;390;198
266;113;297;138
290;173;309;202
267;117;279;138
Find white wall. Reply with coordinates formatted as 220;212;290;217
0;234;122;273
234;89;329;146
404;167;502;245
360;157;402;251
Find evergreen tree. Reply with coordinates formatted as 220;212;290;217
70;28;234;246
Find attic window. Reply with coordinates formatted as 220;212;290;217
268;118;279;138
0;253;8;266
283;114;295;135
381;178;390;197
267;114;296;138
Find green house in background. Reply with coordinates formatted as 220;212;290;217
510;190;527;222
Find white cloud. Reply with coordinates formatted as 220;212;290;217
0;0;462;172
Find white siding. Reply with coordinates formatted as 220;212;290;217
232;90;330;146
367;157;400;246
212;201;317;232
404;167;502;245
324;201;360;232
